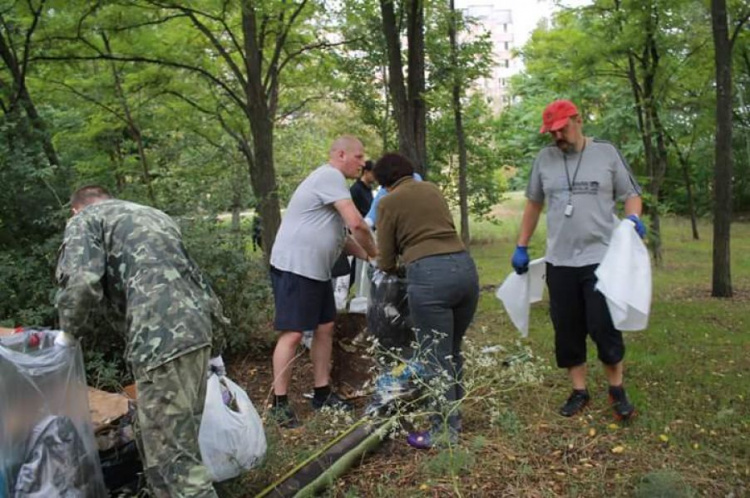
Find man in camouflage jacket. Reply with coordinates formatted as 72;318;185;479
56;185;227;498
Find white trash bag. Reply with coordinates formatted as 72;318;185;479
349;258;371;314
333;273;350;311
199;374;267;482
496;258;546;337
595;218;652;331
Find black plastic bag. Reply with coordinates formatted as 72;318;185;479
366;272;414;352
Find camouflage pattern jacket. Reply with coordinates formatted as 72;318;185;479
55;200;228;371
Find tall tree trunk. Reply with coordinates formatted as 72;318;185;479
380;0;426;177
680;157;700;240
407;0;427;175
710;0;733;297
449;0;469;246
649;104;670;266
0;18;60;168
242;3;283;262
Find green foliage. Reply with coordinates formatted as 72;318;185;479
180;217;274;357
84;350;130;392
428;95;506;218
0;113;67;328
0;244;59;327
420;446;476;478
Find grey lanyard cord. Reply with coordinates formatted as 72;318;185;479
563;143;585;199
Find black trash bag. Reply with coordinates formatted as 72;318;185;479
97;407;143;496
366;271;414;352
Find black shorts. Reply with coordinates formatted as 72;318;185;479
270;267;336;332
546;263;625;368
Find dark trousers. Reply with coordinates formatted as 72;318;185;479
546;263;625;368
406;251;479;432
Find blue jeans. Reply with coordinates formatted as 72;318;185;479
406;251;479;432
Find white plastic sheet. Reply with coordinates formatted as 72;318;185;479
333;273;350;311
496;258;546;337
199;374;266;482
349;258;371;314
595;219;652;331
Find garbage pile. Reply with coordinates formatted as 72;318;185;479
0;329;107;497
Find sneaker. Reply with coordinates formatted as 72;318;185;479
311;391;353;411
559;389;590;417
268;404;300;428
609;386;636;421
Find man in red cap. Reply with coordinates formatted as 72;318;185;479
511;99;646;420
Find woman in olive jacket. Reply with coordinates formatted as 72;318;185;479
373;152;479;449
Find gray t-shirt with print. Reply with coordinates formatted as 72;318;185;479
525;138;641;267
271;164;351;281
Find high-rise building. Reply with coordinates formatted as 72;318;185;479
460;2;516;113
458;0;557;114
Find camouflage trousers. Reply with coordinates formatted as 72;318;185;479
134;347;217;498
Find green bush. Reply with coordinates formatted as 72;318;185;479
180;217;275;358
0;240;59;328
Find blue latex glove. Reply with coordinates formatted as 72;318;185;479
511;246;530;275
626;214;646;239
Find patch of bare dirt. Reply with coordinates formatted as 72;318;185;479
227;313;375;423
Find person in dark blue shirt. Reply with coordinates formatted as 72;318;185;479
350;160;376;216
349;160;376;288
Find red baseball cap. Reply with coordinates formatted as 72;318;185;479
540;100;579;133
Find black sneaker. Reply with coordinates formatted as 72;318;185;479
311;391;353;411
559;389;590;417
609;386;636;421
268;404;300;428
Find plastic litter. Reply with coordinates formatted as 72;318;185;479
0;329;106;497
366;270;414;351
595;218;652;331
496;258;546;337
365;360;424;416
199;373;267;482
349;258;371;314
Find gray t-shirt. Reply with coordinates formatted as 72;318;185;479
525;138;641;267
271;164;351;281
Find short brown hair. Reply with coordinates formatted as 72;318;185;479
71;185;112;209
373;153;414;188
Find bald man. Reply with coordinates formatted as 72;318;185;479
268;136;377;427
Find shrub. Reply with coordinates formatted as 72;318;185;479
180;217;275;358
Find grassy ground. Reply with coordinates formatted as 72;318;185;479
227;200;749;498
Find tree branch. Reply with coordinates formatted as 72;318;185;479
33;53;247;112
730;10;750;49
49;79;126;123
20;0;45;82
275;94;323;122
277;38;353;76
264;0;307;95
163;89;217;116
180;8;248;88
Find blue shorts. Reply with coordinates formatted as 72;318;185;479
270;267;336;332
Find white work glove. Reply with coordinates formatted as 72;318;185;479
209;355;226;376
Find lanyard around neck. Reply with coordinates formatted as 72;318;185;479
563;142;586;194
